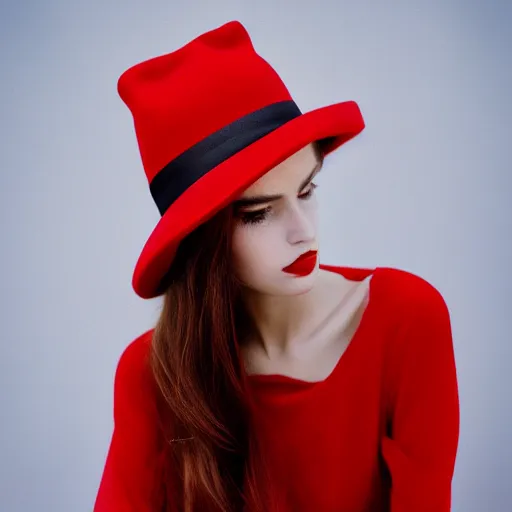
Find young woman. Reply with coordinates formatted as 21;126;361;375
94;20;460;512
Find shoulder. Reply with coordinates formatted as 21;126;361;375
375;266;454;383
114;328;156;395
325;263;449;317
376;268;458;419
319;263;449;322
375;265;450;321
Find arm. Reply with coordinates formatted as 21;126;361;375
94;332;165;511
382;279;460;511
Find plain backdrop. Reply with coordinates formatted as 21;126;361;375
1;1;511;511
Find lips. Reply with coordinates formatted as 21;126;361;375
282;250;318;276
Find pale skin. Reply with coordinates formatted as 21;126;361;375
231;143;373;382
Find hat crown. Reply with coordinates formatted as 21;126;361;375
117;21;293;182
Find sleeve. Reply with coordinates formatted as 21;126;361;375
94;333;166;512
381;280;460;511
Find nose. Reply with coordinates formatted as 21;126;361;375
285;202;316;246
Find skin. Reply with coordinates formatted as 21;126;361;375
231;143;365;369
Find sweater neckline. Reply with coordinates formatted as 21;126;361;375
246;265;382;390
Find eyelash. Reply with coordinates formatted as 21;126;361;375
239;182;318;225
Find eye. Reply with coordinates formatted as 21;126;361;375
237;183;318;226
299;182;318;200
239;206;271;225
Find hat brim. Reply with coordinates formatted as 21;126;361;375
132;100;365;299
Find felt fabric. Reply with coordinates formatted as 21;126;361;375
116;20;365;299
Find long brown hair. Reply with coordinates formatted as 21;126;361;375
149;141;327;512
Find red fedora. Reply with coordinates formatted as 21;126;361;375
117;20;365;299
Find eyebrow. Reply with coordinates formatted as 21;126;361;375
233;161;323;208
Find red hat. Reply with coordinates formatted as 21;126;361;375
117;20;365;299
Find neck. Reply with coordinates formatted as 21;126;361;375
239;270;332;358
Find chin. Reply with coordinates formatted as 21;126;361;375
237;262;320;296
280;265;320;293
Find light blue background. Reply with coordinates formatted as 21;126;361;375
1;1;511;510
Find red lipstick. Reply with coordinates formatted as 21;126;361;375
282;250;318;276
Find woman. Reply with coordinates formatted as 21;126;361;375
94;20;460;512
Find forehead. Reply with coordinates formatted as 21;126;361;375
241;143;319;196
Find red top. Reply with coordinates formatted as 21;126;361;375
94;265;460;511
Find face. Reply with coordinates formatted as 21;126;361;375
231;143;322;297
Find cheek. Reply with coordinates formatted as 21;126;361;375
305;197;319;224
231;224;285;275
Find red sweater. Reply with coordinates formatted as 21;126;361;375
94;265;460;511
